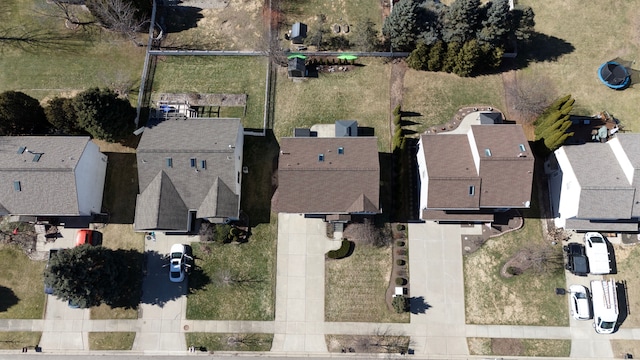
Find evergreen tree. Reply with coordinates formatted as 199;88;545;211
45;97;84;135
73;88;135;142
441;0;481;43
417;1;445;45
427;41;446;71
453;39;481;76
407;42;430;70
0;91;49;135
442;41;461;73
382;0;420;51
476;0;510;46
533;94;575;155
509;5;535;41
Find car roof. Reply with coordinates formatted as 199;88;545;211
170;243;185;253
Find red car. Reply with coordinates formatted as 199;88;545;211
75;229;96;246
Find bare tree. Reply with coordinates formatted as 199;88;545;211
86;0;147;40
510;243;564;274
356;327;411;354
46;0;95;29
505;73;556;123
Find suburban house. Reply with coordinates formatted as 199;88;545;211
134;118;244;232
272;135;380;221
417;124;534;222
547;133;640;232
0;136;107;221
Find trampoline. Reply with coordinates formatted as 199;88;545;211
598;61;630;89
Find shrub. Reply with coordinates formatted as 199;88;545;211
395;277;407;286
396;259;406;266
396;224;405;231
392;295;408;313
393;104;402;116
396;241;405;247
327;239;354;259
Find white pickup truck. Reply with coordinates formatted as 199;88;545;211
584;232;611;275
591;279;618;334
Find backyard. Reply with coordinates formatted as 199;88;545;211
273;57;391;151
0;0;144;102
150;56;268;130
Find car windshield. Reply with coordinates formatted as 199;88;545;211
575;292;587;299
590;236;605;243
600;320;615;329
170;271;181;278
171;252;182;259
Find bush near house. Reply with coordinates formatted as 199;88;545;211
327;239;354;259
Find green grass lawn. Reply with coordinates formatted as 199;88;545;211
0;0;144;102
516;0;640;131
0;332;41;349
185;333;273;352
0;245;45;319
186;216;277;320
150;56;267;130
325;244;409;323
273;57;391;151
88;332;135;350
401;70;505;135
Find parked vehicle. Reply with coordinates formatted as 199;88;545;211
569;284;592;320
584;232;611;275
564;243;589;276
169;244;187;283
591;279;618;334
44;249;60;294
75;229;96;246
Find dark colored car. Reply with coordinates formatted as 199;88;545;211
564;242;589;276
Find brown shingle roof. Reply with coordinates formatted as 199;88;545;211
272;137;380;214
420;124;534;210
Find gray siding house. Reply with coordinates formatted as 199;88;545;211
134;118;244;232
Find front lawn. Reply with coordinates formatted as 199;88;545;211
0;245;45;319
186;216;277;320
88;332;136;350
325;243;409;323
464;214;568;326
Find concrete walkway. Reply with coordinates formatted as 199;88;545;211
271;213;341;352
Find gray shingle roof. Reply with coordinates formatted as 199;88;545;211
0;136;91;216
616;134;640;217
562;142;635;220
272;137;380;214
135;118;242;231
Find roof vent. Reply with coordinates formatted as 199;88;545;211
166;158;173;168
17;147;25;154
519;144;526;152
318;154;324;162
32;154;42;162
200;160;207;169
338;147;344;154
518;153;527;158
13;181;21;191
485;149;492;157
190;158;197;168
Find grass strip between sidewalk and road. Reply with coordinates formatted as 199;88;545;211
88;332;135;350
185;333;273;352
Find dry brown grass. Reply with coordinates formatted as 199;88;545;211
98;224;144;252
325;244;408;323
0;332;41;349
325;333;410;354
468;337;570;357
162;0;265;50
518;0;640;131
611;340;640;359
88;332;135;350
464;217;568;326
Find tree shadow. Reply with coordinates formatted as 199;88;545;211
615;280;629;332
241;130;279;226
0;25;91;53
104;249;144;309
400;112;422;119
357;126;375;137
409;296;432;314
140;249;210;307
160;6;204;34
102;152;138;224
0;286;18;312
517;32;575;66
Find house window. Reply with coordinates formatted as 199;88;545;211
519;144;526;152
14;181;21;191
166;158;173;168
485;149;492;157
200;160;207;169
318;154;324;162
32;154;42;162
190;158;197;168
469;185;475;196
17;146;25;154
338;147;344;154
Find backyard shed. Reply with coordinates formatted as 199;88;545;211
291;22;307;44
288;58;306;78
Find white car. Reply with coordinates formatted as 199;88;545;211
169;244;186;283
584;232;611;274
569;284;592;320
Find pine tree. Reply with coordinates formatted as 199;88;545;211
453;39;481;76
476;0;510;46
441;0;481;43
427;41;446;71
73;87;135;142
509;5;535;41
442;41;461;73
407;42;430;70
382;0;420;51
0;91;49;135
